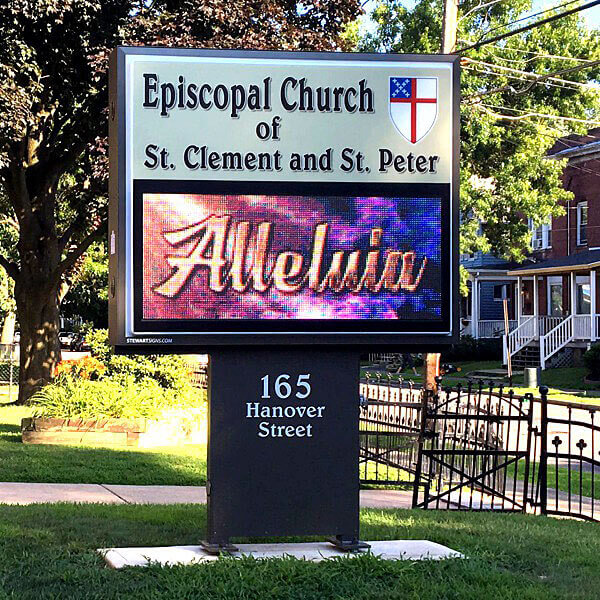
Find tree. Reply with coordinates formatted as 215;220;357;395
358;0;600;263
0;201;17;344
61;242;109;329
0;0;361;403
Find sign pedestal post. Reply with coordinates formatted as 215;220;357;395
202;347;368;553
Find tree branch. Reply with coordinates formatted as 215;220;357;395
0;254;19;281
53;223;106;286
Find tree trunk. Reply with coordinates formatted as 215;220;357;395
15;283;62;404
0;312;16;345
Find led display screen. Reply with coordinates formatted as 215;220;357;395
136;184;446;330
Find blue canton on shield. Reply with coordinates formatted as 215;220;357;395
390;77;411;100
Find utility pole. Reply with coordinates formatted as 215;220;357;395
423;0;458;392
441;0;459;53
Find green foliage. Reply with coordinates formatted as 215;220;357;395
84;327;112;362
29;376;201;420
61;242;108;328
85;328;194;390
583;343;600;379
29;328;204;418
358;0;600;262
442;335;502;362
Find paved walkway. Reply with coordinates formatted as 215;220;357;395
0;482;414;508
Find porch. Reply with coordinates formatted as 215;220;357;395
461;269;519;339
505;250;600;369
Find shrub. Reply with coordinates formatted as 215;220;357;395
441;336;502;362
30;328;206;419
30;375;205;420
85;329;193;391
54;356;106;380
584;343;600;380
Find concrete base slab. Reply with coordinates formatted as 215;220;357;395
101;540;463;569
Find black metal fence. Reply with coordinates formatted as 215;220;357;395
359;373;422;487
528;391;600;521
413;383;533;512
359;375;600;522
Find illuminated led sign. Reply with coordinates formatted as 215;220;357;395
109;48;459;348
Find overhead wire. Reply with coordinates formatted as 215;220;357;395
483;44;599;64
464;58;596;90
463;67;589;96
457;0;600;54
476;103;600;125
468;0;584;42
462;57;600;101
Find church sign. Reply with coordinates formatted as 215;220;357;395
109;47;459;553
108;48;459;351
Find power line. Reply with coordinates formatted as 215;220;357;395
463;58;600;100
464;58;596;89
470;0;583;43
484;44;599;64
457;0;600;54
463;65;588;93
477;103;600;125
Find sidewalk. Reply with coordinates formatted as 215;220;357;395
0;482;414;509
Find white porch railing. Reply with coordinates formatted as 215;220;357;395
538;316;564;336
507;316;536;357
540;315;573;369
574;314;592;339
506;314;600;370
540;314;598;369
462;319;517;339
478;319;517;338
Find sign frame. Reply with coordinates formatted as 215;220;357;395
108;47;460;352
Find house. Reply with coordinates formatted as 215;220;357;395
505;129;600;369
462;129;600;369
460;253;519;340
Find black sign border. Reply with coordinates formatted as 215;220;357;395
108;47;460;350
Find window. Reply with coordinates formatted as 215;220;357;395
493;284;509;301
577;201;588;246
577;283;591;314
528;218;552;250
548;277;563;317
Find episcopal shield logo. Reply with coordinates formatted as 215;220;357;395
389;77;438;144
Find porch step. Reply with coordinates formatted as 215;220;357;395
512;345;540;369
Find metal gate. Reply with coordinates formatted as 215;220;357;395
359;376;600;522
528;392;600;521
413;383;533;511
359;373;423;487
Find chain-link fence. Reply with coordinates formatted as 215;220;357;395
0;344;18;402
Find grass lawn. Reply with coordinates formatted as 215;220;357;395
361;360;502;383
516;459;600;500
361;361;600;406
0;504;599;599
0;403;207;486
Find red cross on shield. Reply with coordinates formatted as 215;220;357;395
389;77;438;144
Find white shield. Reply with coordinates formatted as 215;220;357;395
389;77;438;144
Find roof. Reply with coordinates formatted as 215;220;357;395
547;140;600;165
510;250;600;275
461;257;533;274
547;128;600;165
